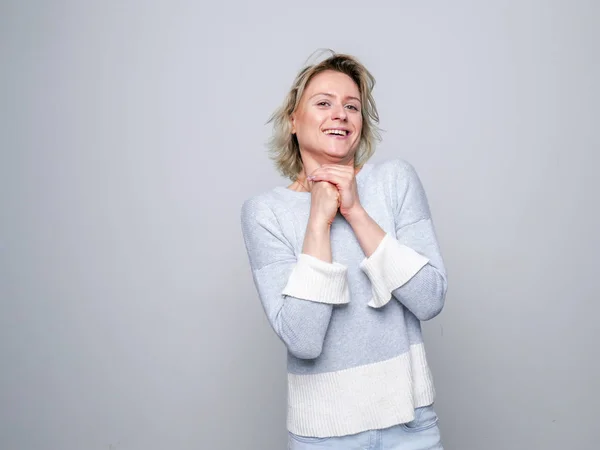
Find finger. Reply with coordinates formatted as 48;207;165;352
310;164;354;177
308;172;338;183
308;171;346;187
308;167;353;183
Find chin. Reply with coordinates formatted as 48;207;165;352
305;142;358;162
325;145;357;159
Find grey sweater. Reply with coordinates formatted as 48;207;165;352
240;158;447;437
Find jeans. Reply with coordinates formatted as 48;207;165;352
287;405;443;450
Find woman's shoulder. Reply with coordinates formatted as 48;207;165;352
241;185;305;225
367;157;416;174
240;189;276;222
362;157;420;187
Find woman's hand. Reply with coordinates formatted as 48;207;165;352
307;164;363;219
308;180;341;227
308;163;385;258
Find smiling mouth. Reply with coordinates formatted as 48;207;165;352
323;129;350;136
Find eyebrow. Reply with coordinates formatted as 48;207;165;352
310;92;361;103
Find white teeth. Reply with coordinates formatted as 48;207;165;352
324;129;347;136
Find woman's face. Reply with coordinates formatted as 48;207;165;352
291;70;363;167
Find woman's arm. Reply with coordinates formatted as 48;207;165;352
240;196;349;359
351;161;447;320
308;160;447;320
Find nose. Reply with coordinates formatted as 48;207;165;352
331;104;348;121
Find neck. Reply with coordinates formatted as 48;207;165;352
300;151;356;175
291;158;361;193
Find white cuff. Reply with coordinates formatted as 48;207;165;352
282;254;350;305
360;233;429;308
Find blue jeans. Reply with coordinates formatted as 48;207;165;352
287;405;443;450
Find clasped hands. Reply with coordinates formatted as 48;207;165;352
306;164;364;220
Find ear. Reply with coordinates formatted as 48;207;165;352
290;113;296;134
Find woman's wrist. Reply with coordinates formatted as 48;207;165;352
303;219;332;262
341;204;367;225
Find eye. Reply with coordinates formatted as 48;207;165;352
345;104;360;111
317;101;330;107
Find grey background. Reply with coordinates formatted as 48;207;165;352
1;1;598;449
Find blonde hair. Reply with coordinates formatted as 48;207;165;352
267;50;382;180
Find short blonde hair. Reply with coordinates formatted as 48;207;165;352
267;50;382;180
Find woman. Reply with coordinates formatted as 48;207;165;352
241;51;447;450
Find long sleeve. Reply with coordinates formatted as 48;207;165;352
359;161;447;320
241;197;350;359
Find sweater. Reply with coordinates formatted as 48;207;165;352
240;157;447;438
